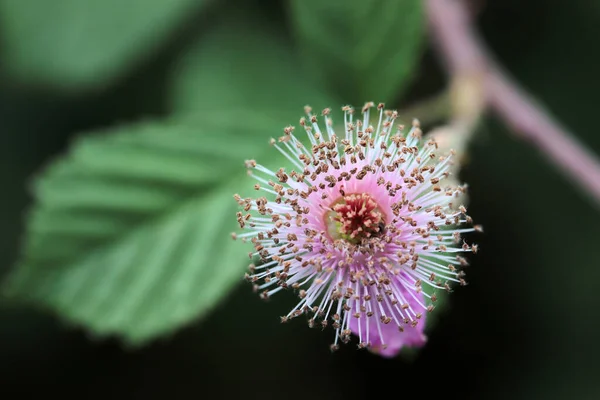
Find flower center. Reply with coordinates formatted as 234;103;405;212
325;193;386;244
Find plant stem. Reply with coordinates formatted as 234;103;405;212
398;91;451;127
425;0;600;206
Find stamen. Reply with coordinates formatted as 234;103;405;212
233;103;480;356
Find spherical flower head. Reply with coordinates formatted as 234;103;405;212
233;103;480;357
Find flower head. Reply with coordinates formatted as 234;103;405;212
233;103;480;356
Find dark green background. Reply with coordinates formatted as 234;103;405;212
1;0;599;398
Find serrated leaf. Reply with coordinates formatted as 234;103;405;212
4;118;274;345
287;0;425;105
6;4;336;345
0;0;207;90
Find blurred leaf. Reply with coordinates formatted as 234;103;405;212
169;5;339;119
287;0;425;105
0;0;208;90
5;4;335;345
4;118;271;345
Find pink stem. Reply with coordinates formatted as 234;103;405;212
425;0;600;205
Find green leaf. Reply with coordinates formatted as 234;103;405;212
0;0;208;90
287;0;425;105
4;118;273;345
5;4;335;345
169;5;339;120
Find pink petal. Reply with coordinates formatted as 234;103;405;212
349;288;428;358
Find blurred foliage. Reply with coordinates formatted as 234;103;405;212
4;3;337;344
0;0;208;90
7;120;262;344
170;5;338;118
288;0;424;105
0;0;599;398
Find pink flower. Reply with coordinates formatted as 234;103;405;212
234;103;479;356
